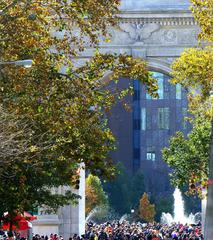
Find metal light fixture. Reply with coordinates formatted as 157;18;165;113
0;59;33;68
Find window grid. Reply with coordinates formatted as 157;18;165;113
176;84;182;99
158;108;170;129
141;108;146;130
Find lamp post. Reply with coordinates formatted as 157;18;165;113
131;209;135;222
0;59;33;68
204;91;213;239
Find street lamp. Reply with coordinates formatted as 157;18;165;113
130;209;135;222
0;59;33;68
204;91;213;240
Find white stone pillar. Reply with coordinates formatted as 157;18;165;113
202;188;207;236
59;166;85;239
32;167;85;239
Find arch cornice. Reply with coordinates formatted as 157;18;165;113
118;10;197;26
147;59;172;75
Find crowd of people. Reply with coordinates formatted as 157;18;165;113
81;221;203;240
33;221;202;240
0;220;203;240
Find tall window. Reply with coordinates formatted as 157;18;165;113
146;146;155;161
133;89;140;101
146;108;152;130
141;108;146;130
157;75;164;99
146;72;164;99
176;84;182;99
158;108;170;129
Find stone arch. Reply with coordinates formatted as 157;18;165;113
147;59;172;76
100;58;172;82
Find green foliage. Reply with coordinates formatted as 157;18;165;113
0;0;158;220
182;186;201;214
86;174;108;216
171;47;213;100
163;0;213;198
162;113;211;195
153;195;173;222
104;167;145;215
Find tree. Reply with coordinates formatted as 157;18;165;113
0;107;32;171
139;193;156;223
164;0;212;237
85;174;108;216
190;0;213;42
171;47;213;101
169;0;213;185
153;195;173;222
104;167;145;215
162;112;211;195
0;0;158;222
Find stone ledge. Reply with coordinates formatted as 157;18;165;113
33;215;60;226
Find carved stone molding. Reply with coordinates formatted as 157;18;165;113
119;22;160;42
119;17;197;27
163;29;177;42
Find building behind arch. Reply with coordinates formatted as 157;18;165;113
102;0;199;196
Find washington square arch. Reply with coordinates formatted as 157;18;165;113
32;0;200;238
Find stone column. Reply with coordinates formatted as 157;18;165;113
58;166;85;240
32;167;85;239
202;189;207;235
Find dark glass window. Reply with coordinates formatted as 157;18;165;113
133;90;140;101
133;148;140;159
146;147;156;161
133;106;140;119
133;130;140;148
133;119;141;130
146;108;152;129
133;160;140;171
158;108;170;129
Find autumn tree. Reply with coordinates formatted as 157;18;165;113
85;174;108;216
0;107;31;171
162;0;212;237
171;0;212;104
190;0;213;42
139;193;156;223
0;0;158;222
163;0;213;193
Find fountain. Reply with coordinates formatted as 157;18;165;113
161;188;196;225
119;214;128;223
85;207;98;223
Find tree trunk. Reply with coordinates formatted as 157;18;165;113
205;121;213;239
